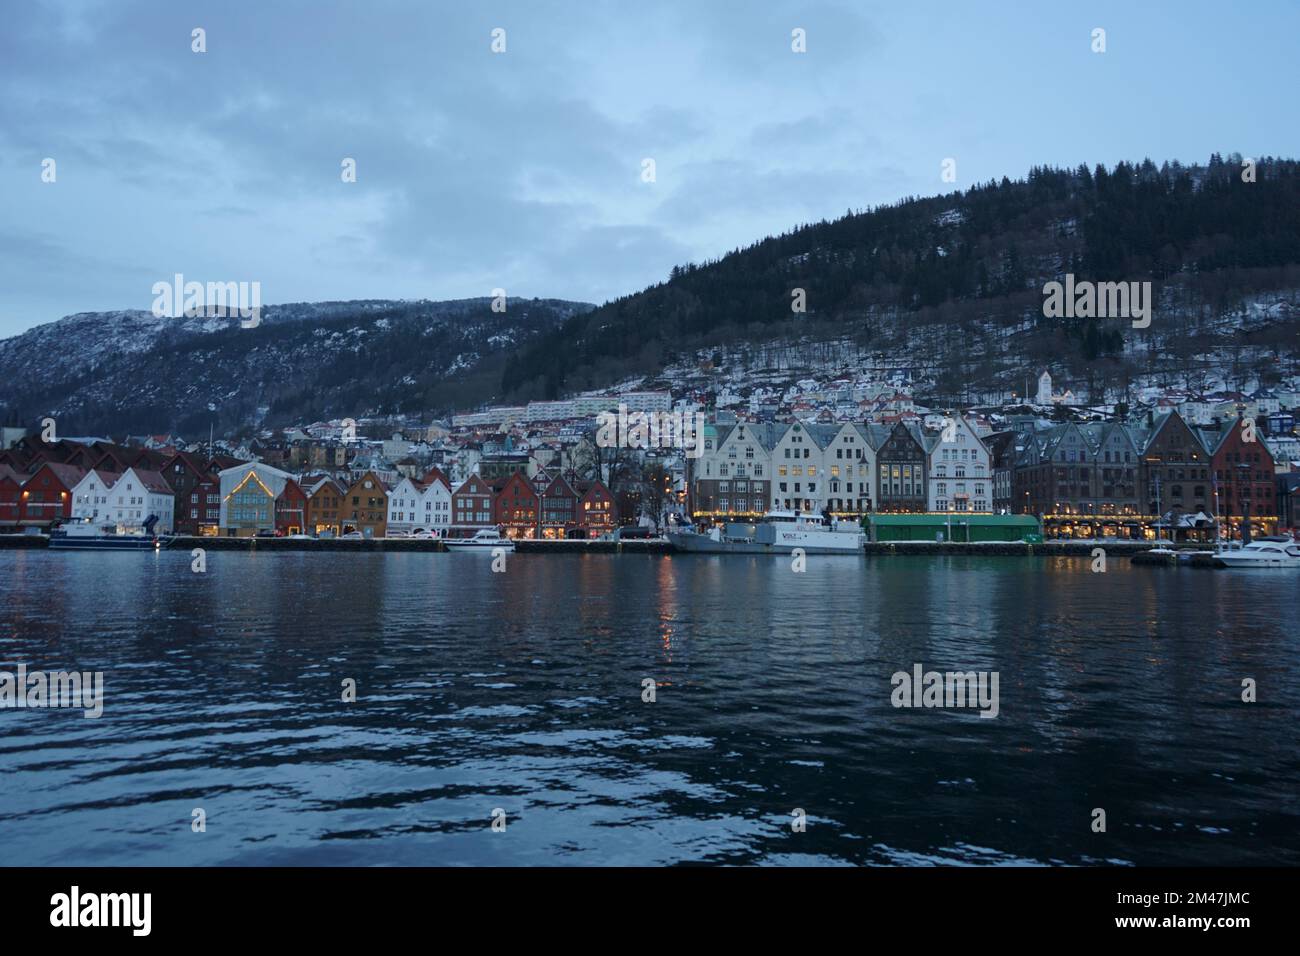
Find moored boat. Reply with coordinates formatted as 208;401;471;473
667;510;864;555
1215;539;1300;569
49;517;168;551
444;529;515;552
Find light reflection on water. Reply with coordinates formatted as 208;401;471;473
0;550;1296;866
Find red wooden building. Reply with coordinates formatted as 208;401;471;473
450;475;496;537
18;462;85;527
275;478;309;535
1207;417;1278;538
494;472;539;539
538;475;580;538
577;479;616;536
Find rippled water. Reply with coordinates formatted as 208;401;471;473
1;549;1297;866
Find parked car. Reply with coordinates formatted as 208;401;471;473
386;529;409;538
410;528;433;538
341;531;363;540
255;529;277;538
616;526;652;540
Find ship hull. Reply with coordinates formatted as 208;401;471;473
49;536;165;551
666;531;862;555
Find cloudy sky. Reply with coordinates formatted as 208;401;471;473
2;0;1297;338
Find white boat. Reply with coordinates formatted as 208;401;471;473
48;517;169;551
667;510;864;555
444;529;515;552
1216;540;1300;568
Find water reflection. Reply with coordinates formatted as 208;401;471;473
0;550;1296;866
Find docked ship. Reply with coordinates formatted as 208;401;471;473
666;510;864;555
48;515;168;551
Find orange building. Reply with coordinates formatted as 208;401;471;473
341;472;388;538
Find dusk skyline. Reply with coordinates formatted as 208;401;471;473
2;0;1298;337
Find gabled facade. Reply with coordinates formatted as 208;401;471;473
0;465;27;527
873;423;928;513
771;422;826;513
305;477;346;536
1085;423;1140;515
451;474;495;536
162;453;216;535
341;471;389;538
494;471;539;539
17;462;84;527
1207;417;1278;537
275;478;308;535
219;462;293;536
927;414;991;513
693;421;773;517
68;468;120;524
823;423;875;515
1141;411;1212;517
577;479;616;535
539;474;580;538
417;467;453;536
386;476;427;535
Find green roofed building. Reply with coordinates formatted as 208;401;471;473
862;513;1041;543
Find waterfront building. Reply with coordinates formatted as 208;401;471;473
417;467;453;537
275;478;308;535
0;465;24;527
304;477;346;536
68;468;118;524
770;422;828;514
823;423;875;516
219;462;293;536
82;466;175;533
577;479;616;536
17;462;84;527
1140;411;1212;518
450;474;496;537
866;513;1040;543
385;475;427;536
693;421;774;518
872;422;929;513
494;471;539;539
163;452;220;536
340;471;389;538
926;413;991;513
1204;416;1278;539
539;474;581;538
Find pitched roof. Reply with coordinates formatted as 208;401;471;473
129;468;175;495
27;462;87;487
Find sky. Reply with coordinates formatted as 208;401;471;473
1;0;1298;338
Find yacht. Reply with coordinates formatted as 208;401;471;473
444;529;515;552
1216;539;1300;569
667;510;864;555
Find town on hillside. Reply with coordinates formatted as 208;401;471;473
2;372;1298;542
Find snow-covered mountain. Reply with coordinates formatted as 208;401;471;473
0;298;593;436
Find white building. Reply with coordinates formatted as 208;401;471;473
386;468;453;535
928;414;992;513
70;467;175;532
771;422;827;513
823;423;875;513
1036;371;1053;405
69;469;119;524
